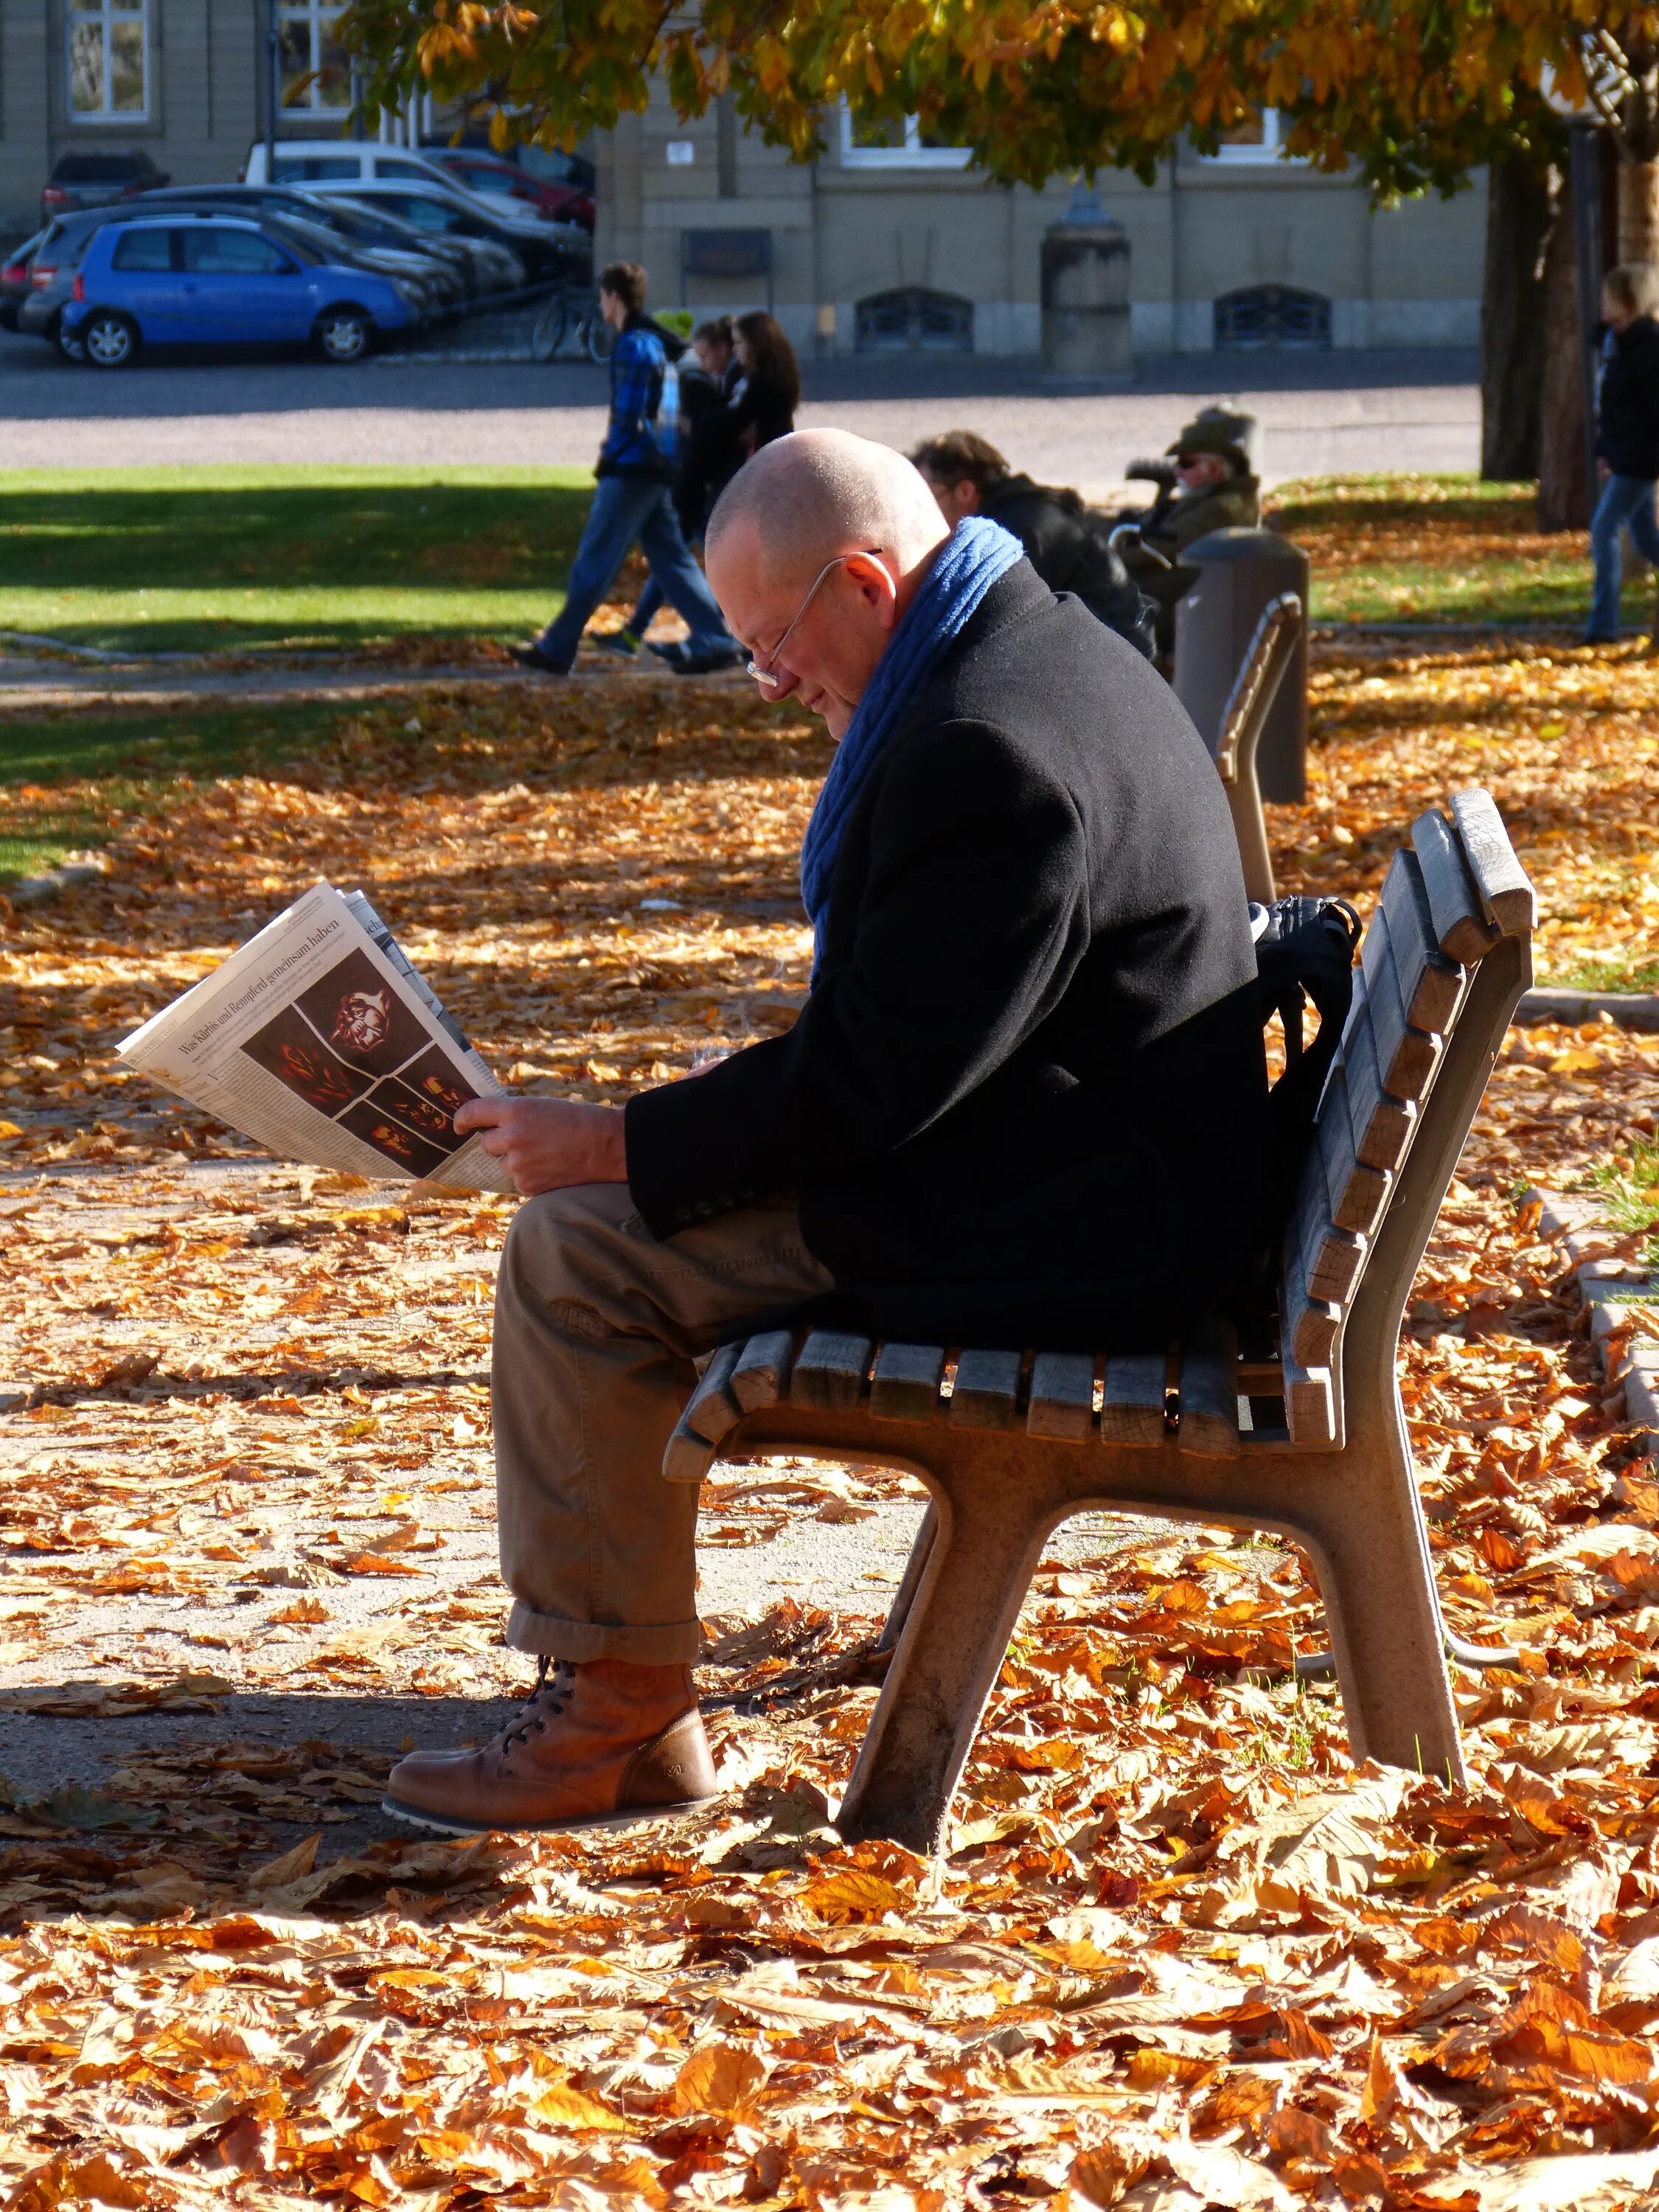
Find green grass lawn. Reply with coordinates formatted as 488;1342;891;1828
1270;475;1644;628
0;465;595;655
0;699;345;877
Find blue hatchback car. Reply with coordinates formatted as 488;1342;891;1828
61;215;419;368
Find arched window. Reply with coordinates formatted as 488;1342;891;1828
1214;284;1331;352
855;286;974;353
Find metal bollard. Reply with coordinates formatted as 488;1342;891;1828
1173;526;1311;804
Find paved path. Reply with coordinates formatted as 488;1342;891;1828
1;336;1478;501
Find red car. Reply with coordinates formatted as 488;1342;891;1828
423;148;594;231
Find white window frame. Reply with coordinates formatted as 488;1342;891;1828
66;0;150;124
279;0;352;113
1199;108;1303;164
839;102;971;171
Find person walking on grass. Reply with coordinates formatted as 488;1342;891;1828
598;316;743;664
1587;261;1659;647
512;262;742;678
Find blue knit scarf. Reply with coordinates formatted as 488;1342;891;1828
799;515;1024;970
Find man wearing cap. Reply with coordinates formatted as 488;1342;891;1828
1118;414;1262;658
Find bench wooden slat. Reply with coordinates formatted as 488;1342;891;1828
950;1348;1023;1430
1101;1353;1167;1444
662;1414;717;1485
1411;805;1500;964
870;1342;947;1423
1340;973;1417;1172
730;1329;795;1413
1318;1068;1392;1235
1378;847;1465;1033
1283;1360;1337;1446
1449;787;1537;936
1178;1327;1239;1458
1283;1267;1340;1368
1361;916;1442;1102
682;1340;744;1444
1304;1220;1366;1305
1027;1350;1096;1440
791;1329;872;1410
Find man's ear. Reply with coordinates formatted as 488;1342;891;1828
848;553;900;629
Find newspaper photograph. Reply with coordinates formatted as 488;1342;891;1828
118;883;515;1194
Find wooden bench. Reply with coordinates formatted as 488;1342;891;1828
664;787;1536;1851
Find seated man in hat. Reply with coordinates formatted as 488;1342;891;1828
1117;413;1262;660
380;428;1269;1839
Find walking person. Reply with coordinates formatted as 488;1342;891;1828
512;263;742;678
600;317;743;663
1586;262;1659;646
647;310;801;669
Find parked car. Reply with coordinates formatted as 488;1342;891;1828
131;187;465;319
41;149;170;224
316;183;585;288
1;229;46;330
421;146;594;230
60;216;420;367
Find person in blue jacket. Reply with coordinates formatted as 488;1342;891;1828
512;262;742;676
1587;260;1659;647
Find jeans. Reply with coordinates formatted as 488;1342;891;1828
1587;470;1659;639
537;474;734;666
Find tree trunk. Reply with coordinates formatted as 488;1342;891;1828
1538;168;1589;532
1481;156;1553;478
1618;154;1659;264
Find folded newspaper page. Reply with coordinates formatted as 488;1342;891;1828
118;883;515;1194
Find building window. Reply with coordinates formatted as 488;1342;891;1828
1215;284;1331;351
839;103;971;170
279;0;352;111
855;286;973;353
1200;109;1297;164
68;0;149;122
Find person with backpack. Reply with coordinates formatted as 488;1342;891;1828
599;316;745;664
908;431;1157;659
511;263;743;678
1586;261;1659;645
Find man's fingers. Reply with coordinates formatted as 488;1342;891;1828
454;1097;510;1135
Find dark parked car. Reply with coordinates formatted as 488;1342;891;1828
307;180;586;288
62;216;419;367
1;229;46;330
422;147;594;230
41;149;169;224
139;183;501;301
131;188;464;318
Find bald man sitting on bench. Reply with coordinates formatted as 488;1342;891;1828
383;429;1270;1837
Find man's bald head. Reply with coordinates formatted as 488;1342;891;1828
706;428;947;586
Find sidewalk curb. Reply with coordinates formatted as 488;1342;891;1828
1515;989;1659;1032
3;858;109;911
1531;1188;1658;1458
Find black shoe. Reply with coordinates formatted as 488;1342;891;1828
592;628;639;661
672;644;745;675
646;639;690;669
509;642;572;675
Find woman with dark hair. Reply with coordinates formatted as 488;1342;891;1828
728;312;799;456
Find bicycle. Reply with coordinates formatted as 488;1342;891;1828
531;285;616;364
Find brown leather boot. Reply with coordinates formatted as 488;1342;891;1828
381;1656;719;1836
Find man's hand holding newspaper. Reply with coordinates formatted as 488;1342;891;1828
117;882;611;1196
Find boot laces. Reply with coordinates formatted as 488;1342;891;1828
502;1655;575;1750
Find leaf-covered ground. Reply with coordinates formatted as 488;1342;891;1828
1270;477;1644;633
0;642;1658;2210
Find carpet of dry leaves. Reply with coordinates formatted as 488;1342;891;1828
1;635;1658;2212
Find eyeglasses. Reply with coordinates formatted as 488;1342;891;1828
745;549;885;693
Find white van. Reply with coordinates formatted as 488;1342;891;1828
243;141;530;226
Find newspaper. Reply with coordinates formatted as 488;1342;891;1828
118;882;515;1193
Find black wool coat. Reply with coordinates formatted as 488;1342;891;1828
978;474;1157;660
625;561;1270;1348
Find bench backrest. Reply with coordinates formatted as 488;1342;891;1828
1214;590;1301;906
1279;787;1536;1444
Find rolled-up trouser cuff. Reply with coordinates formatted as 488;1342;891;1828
506;1599;703;1666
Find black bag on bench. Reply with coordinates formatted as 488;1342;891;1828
1253;893;1363;1242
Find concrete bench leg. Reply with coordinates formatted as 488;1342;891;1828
837;1473;1051;1852
874;1500;937;1653
1298;1387;1465;1787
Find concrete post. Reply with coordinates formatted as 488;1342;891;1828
1173;526;1311;804
1040;185;1130;380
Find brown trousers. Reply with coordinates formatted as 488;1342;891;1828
492;1183;833;1663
